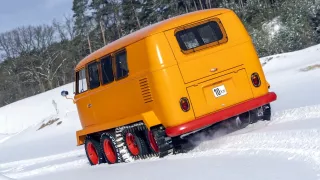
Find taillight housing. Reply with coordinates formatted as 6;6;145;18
251;73;261;87
180;97;190;112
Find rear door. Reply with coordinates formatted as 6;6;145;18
164;17;254;117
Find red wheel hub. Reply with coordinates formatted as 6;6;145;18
103;139;117;164
86;142;99;165
125;133;139;156
148;131;159;153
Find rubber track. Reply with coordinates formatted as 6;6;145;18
115;122;164;163
152;126;174;158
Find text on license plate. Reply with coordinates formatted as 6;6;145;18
212;85;227;97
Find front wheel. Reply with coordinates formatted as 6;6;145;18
100;133;122;164
84;135;106;165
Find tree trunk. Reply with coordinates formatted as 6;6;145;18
198;0;204;10
130;0;141;29
193;0;198;10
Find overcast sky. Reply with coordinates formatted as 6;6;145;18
0;0;73;33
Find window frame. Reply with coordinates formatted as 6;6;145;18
174;18;228;54
100;54;115;86
74;48;129;95
114;49;129;81
75;68;89;95
87;61;101;90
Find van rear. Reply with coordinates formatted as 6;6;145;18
163;10;277;136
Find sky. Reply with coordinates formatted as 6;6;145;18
0;0;73;33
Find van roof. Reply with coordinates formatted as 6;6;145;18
75;8;231;71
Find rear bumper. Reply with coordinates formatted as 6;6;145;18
165;92;277;137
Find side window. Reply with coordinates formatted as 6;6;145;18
88;62;100;89
115;50;129;79
176;21;224;51
76;69;88;94
101;56;114;84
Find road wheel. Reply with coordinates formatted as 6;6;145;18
84;135;105;165
146;130;159;153
100;133;122;164
124;131;148;157
262;103;272;121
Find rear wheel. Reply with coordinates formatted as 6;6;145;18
146;130;159;153
115;122;173;162
84;135;105;165
124;132;148;156
100;133;122;164
262;103;272;121
239;104;272;127
239;110;258;128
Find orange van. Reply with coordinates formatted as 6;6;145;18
62;8;277;165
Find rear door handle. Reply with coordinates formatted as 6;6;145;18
87;104;92;108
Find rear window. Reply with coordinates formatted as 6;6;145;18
176;21;224;51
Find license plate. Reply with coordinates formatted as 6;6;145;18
212;85;227;97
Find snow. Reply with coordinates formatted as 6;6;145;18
1;44;320;179
0;83;77;134
262;16;283;39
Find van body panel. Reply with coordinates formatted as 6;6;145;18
87;40;151;128
149;65;195;128
164;11;251;84
74;92;95;127
145;33;177;72
187;68;253;117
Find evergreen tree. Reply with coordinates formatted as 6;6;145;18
122;0;142;34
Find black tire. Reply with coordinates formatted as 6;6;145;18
123;131;149;157
144;130;159;154
84;135;106;166
100;133;122;164
262;103;272;121
239;110;258;128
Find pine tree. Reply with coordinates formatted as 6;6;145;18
122;0;142;34
72;0;90;36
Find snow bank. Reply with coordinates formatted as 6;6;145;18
0;174;12;180
0;83;76;134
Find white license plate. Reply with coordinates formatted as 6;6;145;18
212;85;227;97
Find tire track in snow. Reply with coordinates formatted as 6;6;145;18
270;104;320;125
169;105;320;176
184;128;320;174
4;159;88;179
0;149;86;178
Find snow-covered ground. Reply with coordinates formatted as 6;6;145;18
0;44;320;180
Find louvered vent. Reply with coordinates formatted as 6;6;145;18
139;78;153;103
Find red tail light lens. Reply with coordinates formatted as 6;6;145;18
180;97;190;112
251;73;261;87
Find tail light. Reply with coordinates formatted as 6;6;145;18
180;97;190;112
251;73;261;87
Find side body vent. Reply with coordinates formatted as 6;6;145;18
139;78;153;103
